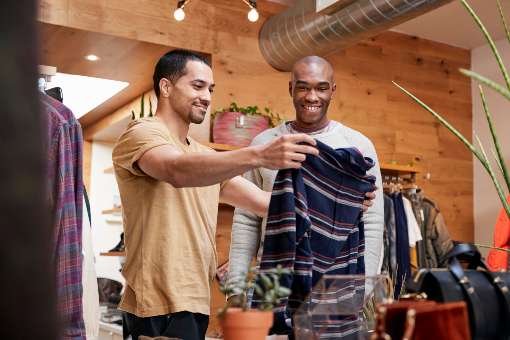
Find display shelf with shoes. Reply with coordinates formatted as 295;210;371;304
101;233;125;257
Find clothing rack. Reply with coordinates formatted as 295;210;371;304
380;162;420;183
381;162;420;194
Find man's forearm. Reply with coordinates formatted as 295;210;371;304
165;146;260;188
138;133;318;188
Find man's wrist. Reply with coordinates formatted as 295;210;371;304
244;145;263;168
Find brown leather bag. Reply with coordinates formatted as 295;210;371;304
372;301;471;340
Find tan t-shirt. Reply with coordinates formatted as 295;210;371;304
112;117;220;317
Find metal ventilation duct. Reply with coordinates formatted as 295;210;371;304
259;0;453;71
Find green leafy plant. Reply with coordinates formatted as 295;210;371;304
212;102;284;128
220;265;291;313
131;93;153;120
393;0;510;219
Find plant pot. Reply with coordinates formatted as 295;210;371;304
220;308;273;340
212;111;270;147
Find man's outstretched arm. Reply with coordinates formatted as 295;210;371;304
137;134;318;188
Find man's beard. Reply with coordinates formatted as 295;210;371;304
189;111;206;124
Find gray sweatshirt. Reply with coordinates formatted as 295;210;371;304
227;121;384;284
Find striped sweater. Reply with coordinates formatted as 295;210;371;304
252;140;375;337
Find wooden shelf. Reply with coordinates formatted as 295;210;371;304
102;207;121;215
100;251;125;257
380;162;420;175
207;142;241;151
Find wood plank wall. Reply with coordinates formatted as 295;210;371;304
39;0;472;336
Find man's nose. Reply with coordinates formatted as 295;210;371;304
305;89;319;102
200;90;211;104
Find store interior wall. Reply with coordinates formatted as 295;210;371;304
472;38;510;256
90;142;125;283
38;0;476;335
38;0;475;243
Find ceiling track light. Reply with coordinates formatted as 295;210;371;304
244;0;259;22
174;0;190;21
173;0;258;23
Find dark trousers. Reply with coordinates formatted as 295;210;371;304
123;311;209;340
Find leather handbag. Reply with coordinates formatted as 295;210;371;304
407;243;510;340
373;300;470;340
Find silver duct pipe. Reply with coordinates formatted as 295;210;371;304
259;0;453;71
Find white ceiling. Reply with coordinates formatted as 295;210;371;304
393;0;510;49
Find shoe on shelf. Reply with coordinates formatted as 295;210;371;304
108;232;125;252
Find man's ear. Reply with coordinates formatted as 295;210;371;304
331;82;337;96
288;81;293;97
159;78;172;98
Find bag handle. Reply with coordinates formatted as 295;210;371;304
447;243;484;270
447;243;510;338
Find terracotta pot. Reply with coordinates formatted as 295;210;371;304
212;111;269;147
220;308;273;340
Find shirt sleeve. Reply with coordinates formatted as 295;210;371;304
361;139;385;277
227;167;264;285
112;120;170;177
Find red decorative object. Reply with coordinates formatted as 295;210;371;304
212;111;269;147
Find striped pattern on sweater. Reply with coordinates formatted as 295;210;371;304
252;140;375;337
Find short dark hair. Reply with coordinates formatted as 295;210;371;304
153;49;211;98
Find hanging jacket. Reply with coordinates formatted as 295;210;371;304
487;195;510;271
382;194;397;279
407;192;453;268
253;140;376;337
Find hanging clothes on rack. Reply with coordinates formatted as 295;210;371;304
402;196;422;270
406;191;453;268
42;93;86;340
487;194;510;271
391;192;411;299
382;194;397;279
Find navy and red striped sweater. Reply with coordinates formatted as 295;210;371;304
252;140;376;336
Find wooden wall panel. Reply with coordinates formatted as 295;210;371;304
39;0;473;335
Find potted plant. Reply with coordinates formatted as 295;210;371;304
211;102;284;147
219;265;291;340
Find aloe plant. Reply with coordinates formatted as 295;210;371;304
131;93;154;120
393;0;510;219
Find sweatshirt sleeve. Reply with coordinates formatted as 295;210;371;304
227;167;265;285
361;139;385;277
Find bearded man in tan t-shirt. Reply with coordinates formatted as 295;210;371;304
112;49;320;340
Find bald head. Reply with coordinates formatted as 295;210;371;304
289;56;336;130
291;56;334;83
